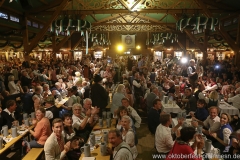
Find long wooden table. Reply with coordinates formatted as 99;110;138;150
0;125;34;155
79;118;116;160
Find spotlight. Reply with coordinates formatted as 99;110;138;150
181;57;188;64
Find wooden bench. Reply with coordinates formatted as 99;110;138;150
22;148;44;160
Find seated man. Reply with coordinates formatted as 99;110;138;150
107;129;133;160
82;98;99;123
45;96;59;125
44;118;71;160
1;100;22;128
148;99;163;134
155;113;183;155
192;106;220;138
181;88;197;114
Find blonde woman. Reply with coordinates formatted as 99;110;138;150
206;90;219;109
121;115;138;159
111;84;126;114
8;75;22;95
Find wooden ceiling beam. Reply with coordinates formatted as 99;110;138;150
184;29;205;53
236;15;240;46
27;0;62;14
202;0;235;10
54;31;74;52
40;0;49;5
71;36;84;50
92;22;175;26
25;0;69;53
194;0;239;52
130;0;144;10
159;14;168;22
117;0;130;11
34;9;226;15
90;14;98;22
177;41;186;51
119;14;128;23
0;0;5;7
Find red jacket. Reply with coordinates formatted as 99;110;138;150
165;142;202;160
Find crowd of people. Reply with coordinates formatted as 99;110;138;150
0;54;240;159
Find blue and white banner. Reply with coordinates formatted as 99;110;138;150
122;35;135;48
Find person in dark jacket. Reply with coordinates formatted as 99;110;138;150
45;95;59;126
190;99;209;122
91;74;108;117
148;99;163;134
21;86;34;114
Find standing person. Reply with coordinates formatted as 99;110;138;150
148;99;163;134
91;74;108;117
111;84;126;114
187;59;198;92
44;118;71;160
107;129;133;160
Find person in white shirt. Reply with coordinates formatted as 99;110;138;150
121;98;141;129
155;113;183;154
192;106;221;135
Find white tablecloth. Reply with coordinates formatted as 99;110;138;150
219;102;239;116
162;102;182;113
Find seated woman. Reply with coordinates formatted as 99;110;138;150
190;99;209;122
166;127;204;160
121;115;138;159
22;108;52;153
62;113;84;160
116;106;135;132
210;112;233;153
206;90;219;109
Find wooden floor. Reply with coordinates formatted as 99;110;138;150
135;109;156;160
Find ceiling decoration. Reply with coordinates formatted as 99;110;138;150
50;19;91;36
147;32;178;45
176;16;219;32
91;24;167;32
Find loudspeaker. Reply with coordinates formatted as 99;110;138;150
19;0;33;10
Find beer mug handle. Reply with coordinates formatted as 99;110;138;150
80;147;84;153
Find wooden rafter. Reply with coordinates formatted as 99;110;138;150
93;13;128;23
34;9;225;15
237;15;240;46
27;0;62;14
22;16;29;51
159;14;168;22
118;0;130;11
40;0;49;5
25;0;69;53
202;0;235;10
71;36;84;50
119;14;128;23
194;0;239;52
184;29;205;53
90;15;98;22
92;22;175;26
130;0;144;10
54;31;74;52
0;0;5;7
177;41;186;51
130;13;139;23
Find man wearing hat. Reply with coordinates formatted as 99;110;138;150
91;74;108;117
45;96;59;125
